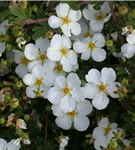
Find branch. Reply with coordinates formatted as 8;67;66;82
44;111;48;146
24;18;48;25
77;0;87;7
108;1;117;24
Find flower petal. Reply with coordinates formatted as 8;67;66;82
48;15;62;29
92;92;109;110
81;50;91;60
7;139;21;150
92;33;105;48
0;42;6;53
0;138;7;150
23;73;36;86
50;34;62;49
54;75;67;88
98;117;109;128
67;73;81;87
15;64;28;78
61;24;71;37
71;87;84;102
90;20;104;32
47;47;61;61
68;9;82;21
74;115;90;131
83;5;95;20
60;56;72;72
77;100;93;115
26;86;36;98
44;72;55;86
55;115;72;130
51;104;65;117
32;64;45;78
94;137;109;150
69;21;81;36
62;35;72;49
73;41;87;53
85;69;101;84
92;127;104;139
92;48;106;62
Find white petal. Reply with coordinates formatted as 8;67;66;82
24;43;38;60
54;75;66;88
44;72;55;86
32;64;45;78
48;15;61;29
62;35;71;49
26;86;36;98
92;48;106;62
127;31;135;45
73;41;87;53
90;20;104;32
107;83;119;98
43;60;55;73
101;2;110;14
67;73;81;87
85;69;101;84
61;24;71;37
47;47;61;61
74;115;90;131
67;50;77;65
47;87;63;104
55;115;72;130
94;137;109;150
60;95;76;113
51;104;65;116
7;139;21;150
0;42;6;53
92;92;109;110
68;9;82;21
92;33;105;47
98;117;109;128
69;21;81;36
92;127;104;139
0;138;7;150
36;37;50;52
77;100;93;115
110;123;118;129
23;73;36;86
122;139;131;146
27;60;41;72
101;68;116;84
71;87;84;102
60;56;72;72
81;50;91;60
50;34;62;49
56;3;70;18
13;50;24;64
121;43;135;58
83;7;95;20
40;86;50;99
15;64;28;78
83;83;98;99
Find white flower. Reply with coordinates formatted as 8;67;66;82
13;50;29;78
47;34;77;72
73;33;106;62
48;3;82;36
0;20;9;57
71;18;97;41
121;30;135;58
23;64;55;98
93;117;118;150
83;2;111;32
24;37;55;72
0;138;21;150
52;100;93;131
59;136;69;150
122;26;129;35
47;73;84;113
84;68;119;110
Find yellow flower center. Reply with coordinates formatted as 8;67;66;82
115;131;122;139
40;54;47;62
88;42;96;50
104;127;111;136
55;63;63;72
62;16;71;24
84;32;93;38
35;78;43;86
99;84;106;91
62;86;71;95
60;48;69;56
21;56;29;65
96;15;104;20
35;90;43;97
67;110;78;118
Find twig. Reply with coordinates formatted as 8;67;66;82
24;18;48;25
108;1;117;24
44;111;48;146
77;0;87;7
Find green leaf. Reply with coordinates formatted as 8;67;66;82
0;10;9;23
32;24;47;40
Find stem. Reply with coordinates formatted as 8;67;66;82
108;1;117;24
24;18;48;25
77;0;87;7
44;111;48;146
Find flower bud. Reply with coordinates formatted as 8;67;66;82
16;81;23;88
105;40;113;47
119;6;128;15
32;4;38;12
45;31;54;39
0;117;5;125
10;98;19;109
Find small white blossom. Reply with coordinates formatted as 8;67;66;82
122;26;129;35
47;34;77;72
73;33;106;62
48;3;82;36
47;73;84;113
83;2;111;32
59;136;69;150
16;37;26;49
52;100;93;131
84;68;120;110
